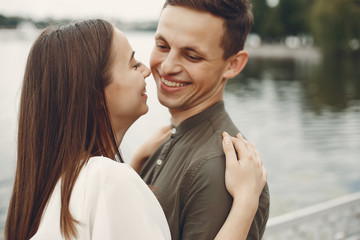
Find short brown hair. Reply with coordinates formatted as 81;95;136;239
164;0;254;59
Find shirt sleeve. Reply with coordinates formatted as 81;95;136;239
85;160;171;240
179;155;233;240
179;155;267;240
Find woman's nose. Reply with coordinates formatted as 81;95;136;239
142;65;151;78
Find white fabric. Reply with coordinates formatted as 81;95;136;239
31;156;171;240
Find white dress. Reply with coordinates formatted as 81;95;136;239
31;156;171;239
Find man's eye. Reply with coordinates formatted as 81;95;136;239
156;43;169;50
186;54;202;62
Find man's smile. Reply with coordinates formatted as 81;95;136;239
160;77;191;88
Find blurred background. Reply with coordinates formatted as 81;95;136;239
1;0;359;239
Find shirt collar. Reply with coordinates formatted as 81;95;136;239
170;101;225;137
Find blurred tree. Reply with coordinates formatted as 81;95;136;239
251;0;312;42
251;0;270;36
277;0;311;36
261;7;283;41
0;14;23;28
251;0;284;42
310;0;360;53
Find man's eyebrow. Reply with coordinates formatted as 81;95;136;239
156;34;205;55
128;51;135;66
155;34;167;42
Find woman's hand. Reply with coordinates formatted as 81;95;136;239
130;125;171;173
215;132;267;240
222;132;267;200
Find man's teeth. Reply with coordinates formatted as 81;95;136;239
161;78;188;87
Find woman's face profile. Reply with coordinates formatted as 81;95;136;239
104;28;151;133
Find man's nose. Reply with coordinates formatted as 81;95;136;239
161;51;181;74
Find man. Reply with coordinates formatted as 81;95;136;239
140;0;270;239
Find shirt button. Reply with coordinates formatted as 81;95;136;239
171;128;176;135
156;159;163;166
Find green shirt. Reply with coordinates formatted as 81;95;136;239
141;101;270;240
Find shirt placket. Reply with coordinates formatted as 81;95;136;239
151;126;177;182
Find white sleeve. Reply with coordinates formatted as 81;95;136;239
85;159;171;240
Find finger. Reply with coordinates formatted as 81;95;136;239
236;133;244;139
254;147;263;166
161;125;172;137
262;165;268;183
232;134;249;160
222;132;238;167
247;142;257;159
236;133;248;144
247;142;263;167
162;125;172;133
235;133;251;154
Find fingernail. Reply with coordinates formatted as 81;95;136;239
222;131;229;137
223;135;231;144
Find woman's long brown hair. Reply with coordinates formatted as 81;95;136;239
5;19;121;240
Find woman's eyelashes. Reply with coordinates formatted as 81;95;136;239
133;61;142;70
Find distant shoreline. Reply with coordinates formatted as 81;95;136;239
246;44;322;61
0;28;322;61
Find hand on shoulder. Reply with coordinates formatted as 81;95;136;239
222;132;267;201
214;132;267;240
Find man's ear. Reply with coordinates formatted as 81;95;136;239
223;50;248;79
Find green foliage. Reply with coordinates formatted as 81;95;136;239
277;0;311;36
251;0;270;36
249;0;360;54
251;0;311;41
310;0;360;53
0;14;24;28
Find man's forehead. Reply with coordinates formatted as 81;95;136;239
157;10;223;43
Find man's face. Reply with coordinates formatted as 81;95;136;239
150;6;232;118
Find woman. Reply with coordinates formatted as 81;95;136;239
5;19;267;240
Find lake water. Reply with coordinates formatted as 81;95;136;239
0;29;359;236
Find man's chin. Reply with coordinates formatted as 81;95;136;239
158;96;179;110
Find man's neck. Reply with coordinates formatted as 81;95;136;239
170;99;222;126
